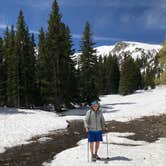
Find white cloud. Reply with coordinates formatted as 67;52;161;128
94;36;122;41
14;0;165;12
110;0;166;30
16;0;53;10
30;30;39;34
14;0;166;31
0;23;38;35
0;24;7;30
72;34;82;39
59;0;157;8
59;0;96;7
102;0;155;8
93;16;112;29
144;1;166;30
72;33;122;41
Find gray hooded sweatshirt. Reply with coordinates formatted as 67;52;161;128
84;108;106;131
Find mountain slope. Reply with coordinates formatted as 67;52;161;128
95;41;161;59
75;41;162;71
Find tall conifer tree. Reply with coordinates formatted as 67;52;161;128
45;0;72;110
119;55;141;95
6;25;17;106
36;27;47;105
15;10;36;107
2;27;10;104
106;55;120;94
0;37;5;105
79;22;98;103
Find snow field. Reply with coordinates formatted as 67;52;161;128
43;132;166;166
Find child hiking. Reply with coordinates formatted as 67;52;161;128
84;99;107;162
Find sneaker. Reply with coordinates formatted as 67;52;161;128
95;154;101;160
91;154;96;162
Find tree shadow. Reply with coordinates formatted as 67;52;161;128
100;105;114;109
0;107;35;115
104;102;136;106
100;102;136;110
60;104;122;116
101;109;120;113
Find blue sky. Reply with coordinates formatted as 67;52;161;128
0;0;166;50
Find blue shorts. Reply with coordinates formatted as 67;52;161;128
88;130;103;142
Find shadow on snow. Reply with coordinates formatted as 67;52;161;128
0;107;35;115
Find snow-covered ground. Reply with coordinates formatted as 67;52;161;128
62;85;166;122
100;86;166;122
43;132;166;166
0;109;68;153
0;86;166;155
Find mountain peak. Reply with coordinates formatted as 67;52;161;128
93;41;161;60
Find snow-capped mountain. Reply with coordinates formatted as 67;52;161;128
94;41;161;60
75;41;161;58
75;41;162;70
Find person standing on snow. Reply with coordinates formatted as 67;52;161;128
84;99;107;162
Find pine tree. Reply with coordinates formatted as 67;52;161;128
96;55;103;94
99;56;108;95
36;0;78;110
45;0;68;110
6;25;18;106
15;10;26;107
15;10;36;107
2;27;10;105
105;54;120;94
0;37;6;105
60;24;78;107
36;27;47;106
119;55;141;95
97;55;120;95
79;21;98;103
26;32;36;106
144;67;155;89
156;41;166;84
135;58;143;89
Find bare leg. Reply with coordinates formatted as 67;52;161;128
95;142;100;155
90;142;94;155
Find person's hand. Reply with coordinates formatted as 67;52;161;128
85;128;89;133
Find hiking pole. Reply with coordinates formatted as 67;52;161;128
106;133;109;159
87;140;89;162
104;133;109;164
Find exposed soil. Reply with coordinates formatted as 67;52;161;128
106;114;166;142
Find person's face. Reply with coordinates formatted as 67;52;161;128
91;103;100;111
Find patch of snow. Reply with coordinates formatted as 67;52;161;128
95;45;114;57
123;41;161;50
38;137;53;143
0;109;68;153
43;132;166;166
100;86;166;122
